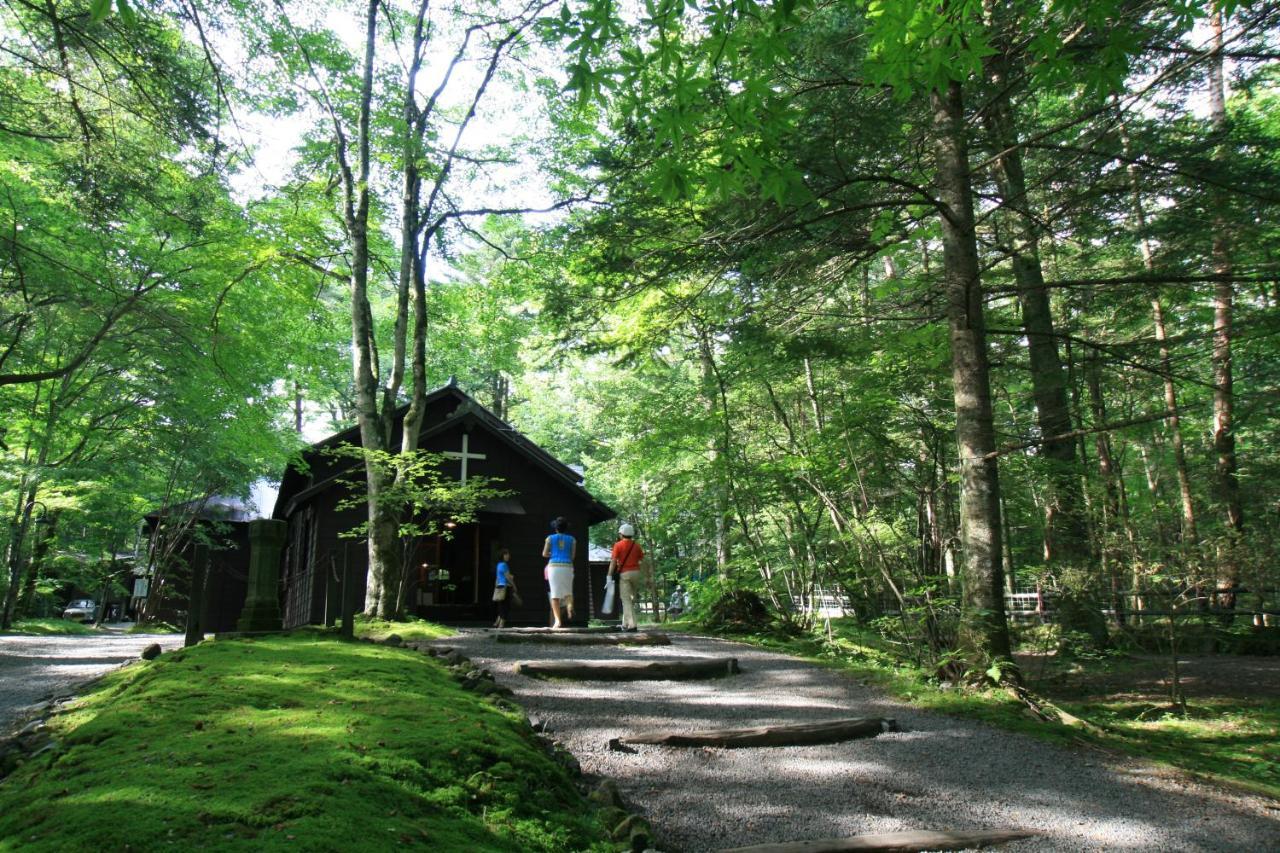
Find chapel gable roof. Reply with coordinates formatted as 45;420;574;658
145;494;257;524
272;381;613;523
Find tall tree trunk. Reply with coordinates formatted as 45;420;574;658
698;330;732;576
370;1;435;618
1118;117;1199;547
1152;296;1198;542
919;443;943;577
803;357;823;430
1083;357;1125;641
17;510;59;616
335;1;400;618
491;373;509;420
1208;7;1242;610
984;60;1090;572
396;0;429;453
2;380;57;628
999;494;1015;596
931;80;1013;666
983;26;1109;647
294;381;304;434
2;485;40;630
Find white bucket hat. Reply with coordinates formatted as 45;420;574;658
618;523;636;537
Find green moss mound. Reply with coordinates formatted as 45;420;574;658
0;633;607;852
3;618;98;636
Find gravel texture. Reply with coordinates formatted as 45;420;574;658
0;631;184;734
445;629;1280;852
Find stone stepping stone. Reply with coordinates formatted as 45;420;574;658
514;657;740;680
495;632;672;646
721;829;1037;852
612;717;897;749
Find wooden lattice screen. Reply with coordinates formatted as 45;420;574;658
282;507;316;629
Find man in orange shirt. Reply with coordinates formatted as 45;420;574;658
609;523;645;631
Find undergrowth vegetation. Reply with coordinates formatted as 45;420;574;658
0;632;607;852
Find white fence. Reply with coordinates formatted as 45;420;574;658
794;589;854;618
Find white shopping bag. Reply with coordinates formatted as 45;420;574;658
602;575;617;615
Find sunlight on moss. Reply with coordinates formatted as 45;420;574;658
3;618;100;636
0;633;608;852
353;615;455;642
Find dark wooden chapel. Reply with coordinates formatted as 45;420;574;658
139;496;253;632
272;381;615;627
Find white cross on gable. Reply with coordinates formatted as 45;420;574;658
443;432;487;484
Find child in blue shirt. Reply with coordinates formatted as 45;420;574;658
493;548;515;628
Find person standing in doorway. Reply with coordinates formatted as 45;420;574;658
493;548;515;628
609;523;645;632
542;517;576;628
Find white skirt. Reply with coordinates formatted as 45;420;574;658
547;563;574;598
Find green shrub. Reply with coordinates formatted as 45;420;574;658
700;586;773;632
1011;621;1060;650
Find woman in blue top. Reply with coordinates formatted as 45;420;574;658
493;548;515;628
542;517;576;628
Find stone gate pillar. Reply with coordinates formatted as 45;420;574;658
237;519;286;632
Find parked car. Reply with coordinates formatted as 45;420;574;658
62;599;96;622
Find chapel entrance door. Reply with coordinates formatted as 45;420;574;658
411;522;501;615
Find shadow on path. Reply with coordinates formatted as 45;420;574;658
447;630;1280;852
0;634;184;733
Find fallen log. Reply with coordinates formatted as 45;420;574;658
514;657;740;680
496;626;623;634
495;632;671;646
615;717;897;749
721;829;1038;853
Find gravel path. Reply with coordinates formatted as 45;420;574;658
446;630;1280;852
0;631;183;734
